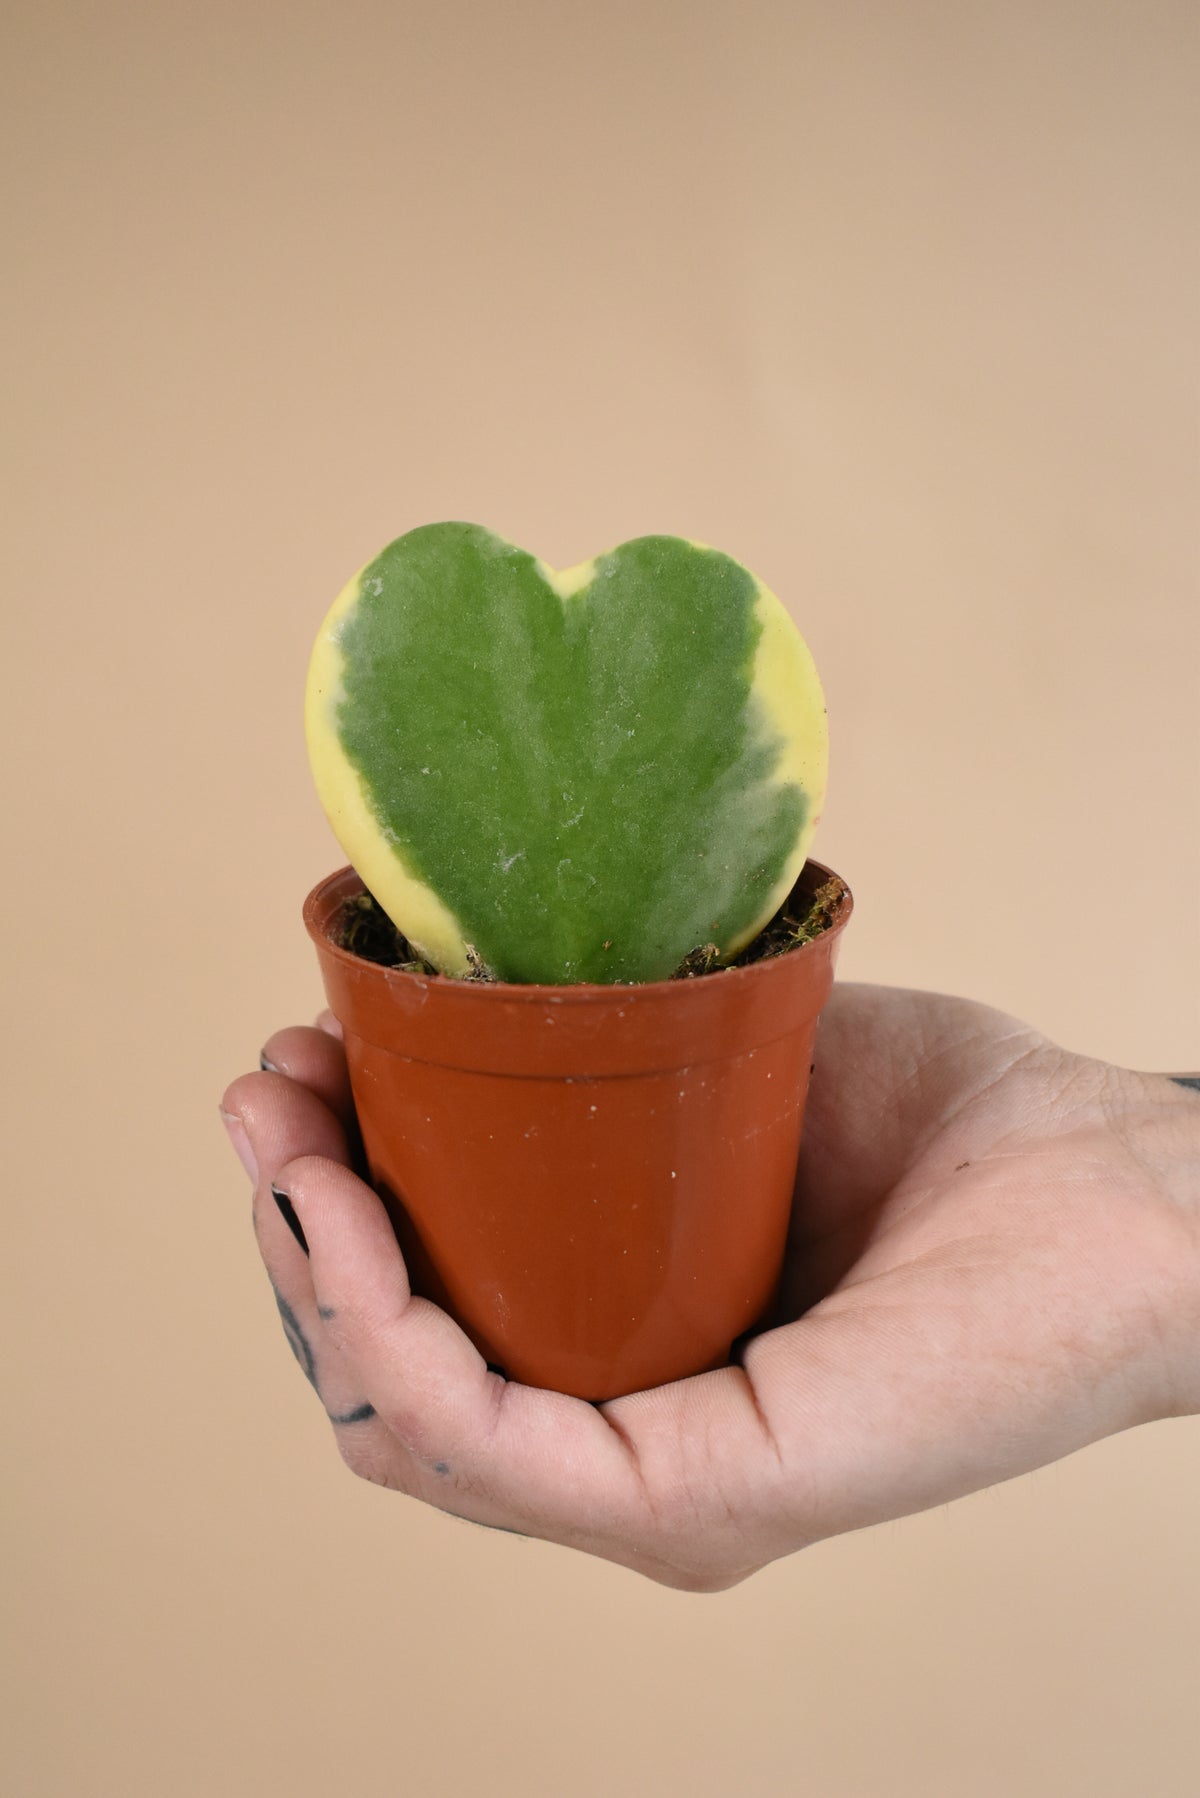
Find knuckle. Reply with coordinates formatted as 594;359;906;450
652;1552;754;1594
333;1430;374;1479
627;1515;759;1592
373;1399;440;1463
334;1430;408;1493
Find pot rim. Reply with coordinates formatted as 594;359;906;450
304;859;853;1006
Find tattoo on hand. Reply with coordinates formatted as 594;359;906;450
276;1290;318;1390
272;1287;375;1423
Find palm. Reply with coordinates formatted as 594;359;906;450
778;982;1051;1318
730;986;1186;1556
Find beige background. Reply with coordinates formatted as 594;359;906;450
3;2;1198;1793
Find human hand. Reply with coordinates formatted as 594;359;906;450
220;986;1199;1590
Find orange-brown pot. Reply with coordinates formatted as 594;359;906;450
305;861;852;1401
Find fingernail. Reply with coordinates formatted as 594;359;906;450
259;1051;282;1073
220;1108;258;1184
272;1183;309;1256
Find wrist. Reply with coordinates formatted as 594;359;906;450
1125;1073;1200;1421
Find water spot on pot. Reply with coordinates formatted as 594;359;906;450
670;1170;676;1179
589;1104;597;1113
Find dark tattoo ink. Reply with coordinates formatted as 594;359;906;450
1170;1076;1200;1093
432;1461;451;1476
318;1304;337;1321
272;1285;372;1422
275;1290;318;1391
328;1401;377;1425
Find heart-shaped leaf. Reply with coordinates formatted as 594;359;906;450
306;523;827;984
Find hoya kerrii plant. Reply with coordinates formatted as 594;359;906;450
299;522;851;1396
305;521;830;986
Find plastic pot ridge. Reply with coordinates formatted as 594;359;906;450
305;861;852;1401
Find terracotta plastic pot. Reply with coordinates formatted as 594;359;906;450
305;860;852;1401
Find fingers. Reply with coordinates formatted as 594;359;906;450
220;1037;861;1584
253;1170;387;1435
258;1024;355;1135
276;1155;620;1495
269;1152;796;1585
222;1062;352;1185
221;1065;386;1445
222;1070;810;1584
